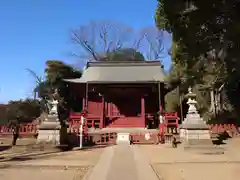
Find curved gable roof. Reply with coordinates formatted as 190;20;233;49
64;61;165;83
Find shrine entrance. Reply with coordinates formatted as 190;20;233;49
104;87;143;128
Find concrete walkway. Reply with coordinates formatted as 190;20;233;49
85;145;159;180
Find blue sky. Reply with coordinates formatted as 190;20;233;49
0;0;171;103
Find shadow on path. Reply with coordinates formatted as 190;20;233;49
0;146;11;152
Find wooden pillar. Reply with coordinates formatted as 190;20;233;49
100;95;105;128
108;102;111;117
85;83;89;109
141;95;145;127
82;97;85;110
158;82;161;109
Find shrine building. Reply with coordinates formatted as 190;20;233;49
64;60;166;129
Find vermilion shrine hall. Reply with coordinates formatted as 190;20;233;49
64;60;167;129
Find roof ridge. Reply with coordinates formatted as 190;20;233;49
87;61;162;68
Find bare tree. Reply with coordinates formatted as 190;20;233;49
71;20;135;61
26;68;43;100
138;27;165;61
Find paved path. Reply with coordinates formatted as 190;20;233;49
85;144;159;180
107;145;138;180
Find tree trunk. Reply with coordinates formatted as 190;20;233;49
12;127;19;146
210;89;216;116
60;124;68;145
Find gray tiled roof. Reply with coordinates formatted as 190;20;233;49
64;61;165;83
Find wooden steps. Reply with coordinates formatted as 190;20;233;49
105;117;144;128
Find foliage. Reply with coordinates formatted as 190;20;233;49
164;88;179;112
29;60;82;127
34;60;82;100
0;99;42;124
0;104;8;124
45;60;82;87
101;48;145;61
156;0;240;119
0;99;42;145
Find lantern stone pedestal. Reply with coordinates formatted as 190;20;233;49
37;115;61;145
37;100;61;145
179;88;224;154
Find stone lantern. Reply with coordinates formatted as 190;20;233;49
179;87;224;154
37;98;61;145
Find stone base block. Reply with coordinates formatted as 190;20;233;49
116;133;130;145
184;129;211;140
37;129;60;145
181;129;224;154
179;128;186;140
181;129;211;146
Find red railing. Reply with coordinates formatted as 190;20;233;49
130;132;174;144
208;124;239;135
0;121;238;136
85;133;117;145
0;122;38;137
68;119;88;135
0;114;239;146
164;112;179;125
69;111;100;129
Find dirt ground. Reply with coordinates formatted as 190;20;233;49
139;137;240;180
0;137;104;180
0;168;88;180
2;137;240;180
1;136;35;146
